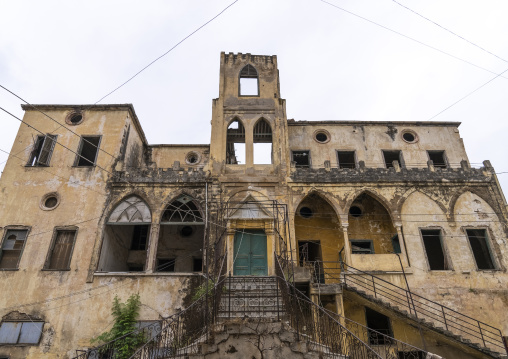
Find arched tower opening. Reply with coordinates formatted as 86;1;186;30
239;64;259;96
226;119;245;165
253;118;272;164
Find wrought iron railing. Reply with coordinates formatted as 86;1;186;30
340;261;508;356
274;254;429;359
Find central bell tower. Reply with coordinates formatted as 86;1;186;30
208;52;290;179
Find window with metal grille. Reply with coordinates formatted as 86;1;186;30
239;64;259;96
0;321;43;344
466;229;495;270
74;136;101;166
45;230;77;270
365;308;393;345
0;229;28;269
27;134;57;167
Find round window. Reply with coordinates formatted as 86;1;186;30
185;151;201;165
349;206;362;217
314;130;331;144
401;130;418;144
40;192;60;211
66;111;84;125
299;207;313;218
181;226;193;237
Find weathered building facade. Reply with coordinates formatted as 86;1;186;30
1;52;508;358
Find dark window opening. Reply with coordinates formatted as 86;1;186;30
27;134;57;167
315;132;328;143
292;151;310;167
127;265;144;272
349;206;362;217
351;240;374;254
131;225;149;250
193;258;203;272
226;120;246;164
421;229;449;270
0;229;28;269
466;229;495;270
427;151;447;168
75;136;101;166
181;226;193;237
253;119;273;164
365;308;393;345
298;241;324;283
337;151;356;169
382;150;402;168
299;207;313;218
392;235;401;254
402;132;416;143
45;230;76;270
239;64;259;96
156;258;175;272
44;196;58;208
0;321;44;344
70;113;82;124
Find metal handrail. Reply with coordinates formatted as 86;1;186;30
339;261;507;355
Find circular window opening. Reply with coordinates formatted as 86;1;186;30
66;111;84;125
349;206;362;217
316;132;328;142
40;192;60;211
185;152;201;165
401;130;418;144
181;226;193;237
299;207;313;218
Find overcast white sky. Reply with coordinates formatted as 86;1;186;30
1;0;507;195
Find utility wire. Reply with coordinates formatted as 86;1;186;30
318;0;508;80
390;0;508;64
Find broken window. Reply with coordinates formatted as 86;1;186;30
74;136;101;166
351;240;374;254
239;64;259;96
226;119;246;164
365;308;393;345
253;118;273;164
0;229;28;269
298;241;324;283
391;235;401;254
97;196;151;272
292;150;310;167
0;321;44;344
27;134;57;167
421;229;449;270
427;150;447;168
337;151;356;169
45;229;77;270
382;150;402;168
158;195;203;273
466;229;495;270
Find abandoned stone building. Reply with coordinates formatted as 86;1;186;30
0;52;508;359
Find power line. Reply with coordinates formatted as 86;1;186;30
318;0;508;79
389;0;508;64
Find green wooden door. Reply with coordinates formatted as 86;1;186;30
233;230;267;275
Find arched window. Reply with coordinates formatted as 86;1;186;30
239;65;259;96
98;196;151;272
253;118;272;164
157;195;204;273
226;119;245;164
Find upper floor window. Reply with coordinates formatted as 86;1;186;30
239;65;259;96
26;134;57;167
44;229;77;270
337;151;356;169
427;150;447;168
253;118;272;164
420;229;450;270
0;229;28;269
292;150;310;168
74;136;101;167
466;229;495;270
382;150;402;168
226;120;245;164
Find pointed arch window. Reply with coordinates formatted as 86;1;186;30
239;65;259;96
253;118;272;164
161;196;203;223
226;119;246;164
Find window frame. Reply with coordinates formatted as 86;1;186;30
463;227;497;271
238;64;260;97
381;150;404;169
0;320;44;345
350;240;374;254
419;228;452;271
43;227;78;271
336;150;357;169
0;226;31;270
73;135;102;167
426;150;448;169
26;134;57;167
291;150;311;168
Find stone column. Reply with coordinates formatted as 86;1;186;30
146;220;160;273
335;292;346;326
245;122;254;167
341;224;352;266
